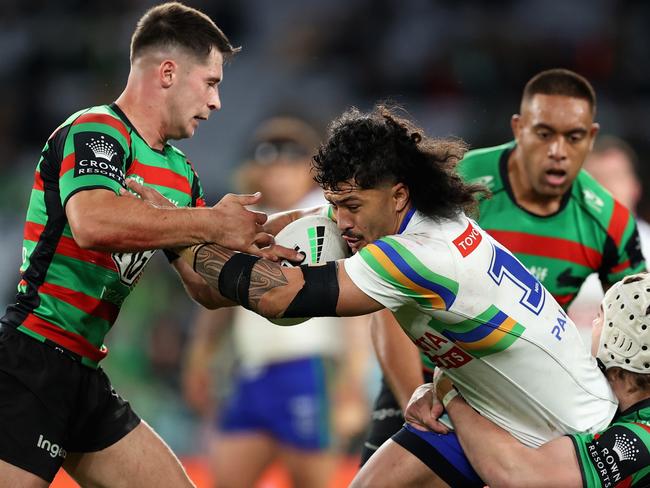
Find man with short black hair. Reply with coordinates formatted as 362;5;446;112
0;3;298;486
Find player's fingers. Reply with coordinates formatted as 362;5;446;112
268;244;304;264
253;232;275;248
231;192;263;207
125;178;147;195
426;420;449;434
119;187;138;199
405;420;430;432
251;209;268;225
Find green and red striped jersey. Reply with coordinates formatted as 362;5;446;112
417;141;645;372
570;399;650;487
459;141;645;307
1;104;206;368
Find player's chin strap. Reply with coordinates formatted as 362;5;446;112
216;254;340;318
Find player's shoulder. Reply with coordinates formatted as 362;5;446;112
570;169;632;229
458;141;514;193
57;105;131;145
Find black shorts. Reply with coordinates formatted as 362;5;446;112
0;324;141;482
359;372;433;467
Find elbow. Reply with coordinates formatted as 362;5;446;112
69;222;112;250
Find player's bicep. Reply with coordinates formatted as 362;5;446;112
336;260;384;316
65;188;118;245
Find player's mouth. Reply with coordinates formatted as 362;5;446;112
544;168;568;187
343;235;364;252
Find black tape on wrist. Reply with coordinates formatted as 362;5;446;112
217;253;261;307
163;249;180;263
283;261;339;318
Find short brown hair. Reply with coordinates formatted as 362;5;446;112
130;2;240;62
522;68;596;114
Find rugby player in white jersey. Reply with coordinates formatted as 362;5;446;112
132;105;618;486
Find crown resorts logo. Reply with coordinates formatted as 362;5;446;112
307;226;326;263
612;432;640;462
86;135;117;161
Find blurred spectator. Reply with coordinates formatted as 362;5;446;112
182;115;371;487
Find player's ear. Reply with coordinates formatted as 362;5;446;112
510;114;521;141
159;59;177;88
587;123;600;151
392;182;409;213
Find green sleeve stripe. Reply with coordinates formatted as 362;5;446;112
358;248;434;309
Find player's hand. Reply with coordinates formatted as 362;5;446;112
404;383;449;434
434;373;456;404
210;193;303;261
120;179;177;208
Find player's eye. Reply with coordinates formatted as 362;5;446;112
536;130;551;140
567;133;584;144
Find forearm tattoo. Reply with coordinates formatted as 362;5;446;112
192;244;289;309
192;244;231;289
248;261;288;308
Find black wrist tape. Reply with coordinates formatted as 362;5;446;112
283;261;339;318
163;249;180;263
217;253;261;308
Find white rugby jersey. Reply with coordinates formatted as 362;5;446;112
344;208;617;447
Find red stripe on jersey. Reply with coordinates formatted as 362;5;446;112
24;222;117;271
633;422;650;435
72;113;131;146
33;171;44;191
554;293;575;306
22;313;107;362
611;260;630;274
39;282;119;324
196;197;206;208
607;200;630;247
617;477;633;488
59;153;75;177
127;159;191;195
487;230;602;269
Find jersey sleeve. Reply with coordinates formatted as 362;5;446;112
59;112;131;208
569;422;650;487
343;235;458;313
187;161;206;208
600;201;646;286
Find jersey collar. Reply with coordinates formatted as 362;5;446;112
398;207;416;234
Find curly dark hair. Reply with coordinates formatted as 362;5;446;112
312;105;487;220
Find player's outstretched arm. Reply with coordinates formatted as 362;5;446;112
65;183;272;255
437;379;582;488
177;243;383;319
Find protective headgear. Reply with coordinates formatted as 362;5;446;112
598;272;650;373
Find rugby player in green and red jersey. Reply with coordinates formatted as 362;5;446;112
360;68;646;466
0;3;299;487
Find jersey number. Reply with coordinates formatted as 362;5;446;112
488;244;545;315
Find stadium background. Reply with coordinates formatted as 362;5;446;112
2;0;650;486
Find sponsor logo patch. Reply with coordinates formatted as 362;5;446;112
453;222;482;257
586;425;650;487
73;132;126;185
